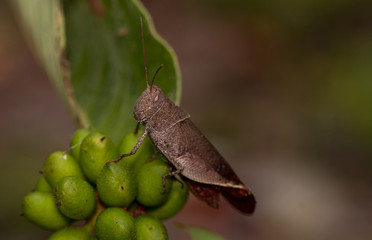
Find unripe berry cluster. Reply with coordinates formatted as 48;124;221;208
22;128;189;239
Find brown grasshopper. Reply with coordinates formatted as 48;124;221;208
109;17;256;214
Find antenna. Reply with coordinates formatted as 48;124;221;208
150;64;164;90
140;16;149;88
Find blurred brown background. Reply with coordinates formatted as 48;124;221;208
1;0;372;239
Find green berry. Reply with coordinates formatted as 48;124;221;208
54;176;96;220
34;175;52;193
147;178;189;220
70;128;91;160
79;132;119;183
97;160;137;207
134;215;168;240
48;226;92;240
43;151;84;187
136;159;173;207
117;130;154;174
22;191;71;230
95;208;135;240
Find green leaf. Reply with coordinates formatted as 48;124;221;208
12;0;67;101
178;224;226;240
13;0;181;142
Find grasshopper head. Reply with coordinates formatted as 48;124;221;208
134;85;166;124
136;17;166;125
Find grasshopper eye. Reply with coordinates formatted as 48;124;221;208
154;94;159;102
